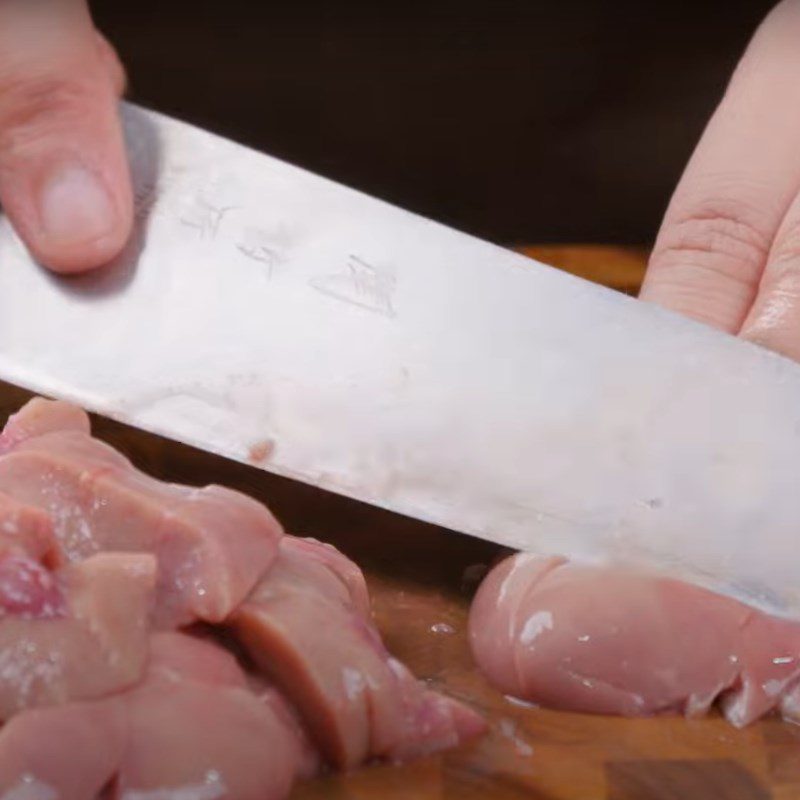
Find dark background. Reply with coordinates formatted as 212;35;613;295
92;0;775;248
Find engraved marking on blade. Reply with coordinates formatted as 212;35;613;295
310;255;396;317
236;227;284;278
180;195;238;239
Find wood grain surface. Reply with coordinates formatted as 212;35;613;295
1;245;789;800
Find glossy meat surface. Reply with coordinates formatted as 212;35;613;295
0;399;90;455
231;536;485;767
0;698;126;800
470;553;800;727
0;398;483;798
0;419;282;627
117;633;306;800
0;492;56;564
0;552;155;720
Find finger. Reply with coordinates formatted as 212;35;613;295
740;189;800;360
94;30;127;97
0;0;133;274
640;0;800;333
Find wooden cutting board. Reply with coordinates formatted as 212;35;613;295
1;245;793;800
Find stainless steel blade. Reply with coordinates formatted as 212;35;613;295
0;103;798;616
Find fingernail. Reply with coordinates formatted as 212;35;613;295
38;163;116;245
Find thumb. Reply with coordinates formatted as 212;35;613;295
0;0;132;274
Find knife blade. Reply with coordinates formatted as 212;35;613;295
0;102;798;617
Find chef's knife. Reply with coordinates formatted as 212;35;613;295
0;103;797;617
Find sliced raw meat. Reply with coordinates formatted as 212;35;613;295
118;632;310;800
469;552;800;727
286;536;371;618
0;398;90;454
0;552;155;719
0;698;126;800
0;492;55;564
230;536;484;768
257;685;321;781
0;634;315;800
145;631;248;689
120;683;300;800
0;397;483;793
148;630;320;779
0;554;63;618
0;400;282;626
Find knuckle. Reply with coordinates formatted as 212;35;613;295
0;73;99;152
651;198;771;288
94;32;127;96
767;223;800;279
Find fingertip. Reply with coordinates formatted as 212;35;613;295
0;4;134;273
29;221;132;275
0;91;135;274
29;159;133;274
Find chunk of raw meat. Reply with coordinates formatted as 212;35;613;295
0;634;315;800
0;492;56;564
469;553;800;727
145;631;248;688
286;536;371;618
0;397;484;796
147;631;318;778
120;684;299;800
0;398;90;455
0;552;155;719
0;554;63;618
0;698;126;800
118;632;311;800
0;399;282;627
257;684;321;781
230;536;485;768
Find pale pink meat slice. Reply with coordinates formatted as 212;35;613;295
0;492;56;564
157;631;321;778
120;685;300;800
0;698;126;800
239;662;322;780
0;398;481;787
258;684;321;781
0;633;314;800
0;404;282;627
470;553;800;727
0;552;155;720
0;398;90;455
145;631;248;688
286;535;371;618
230;536;485;768
118;632;310;800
